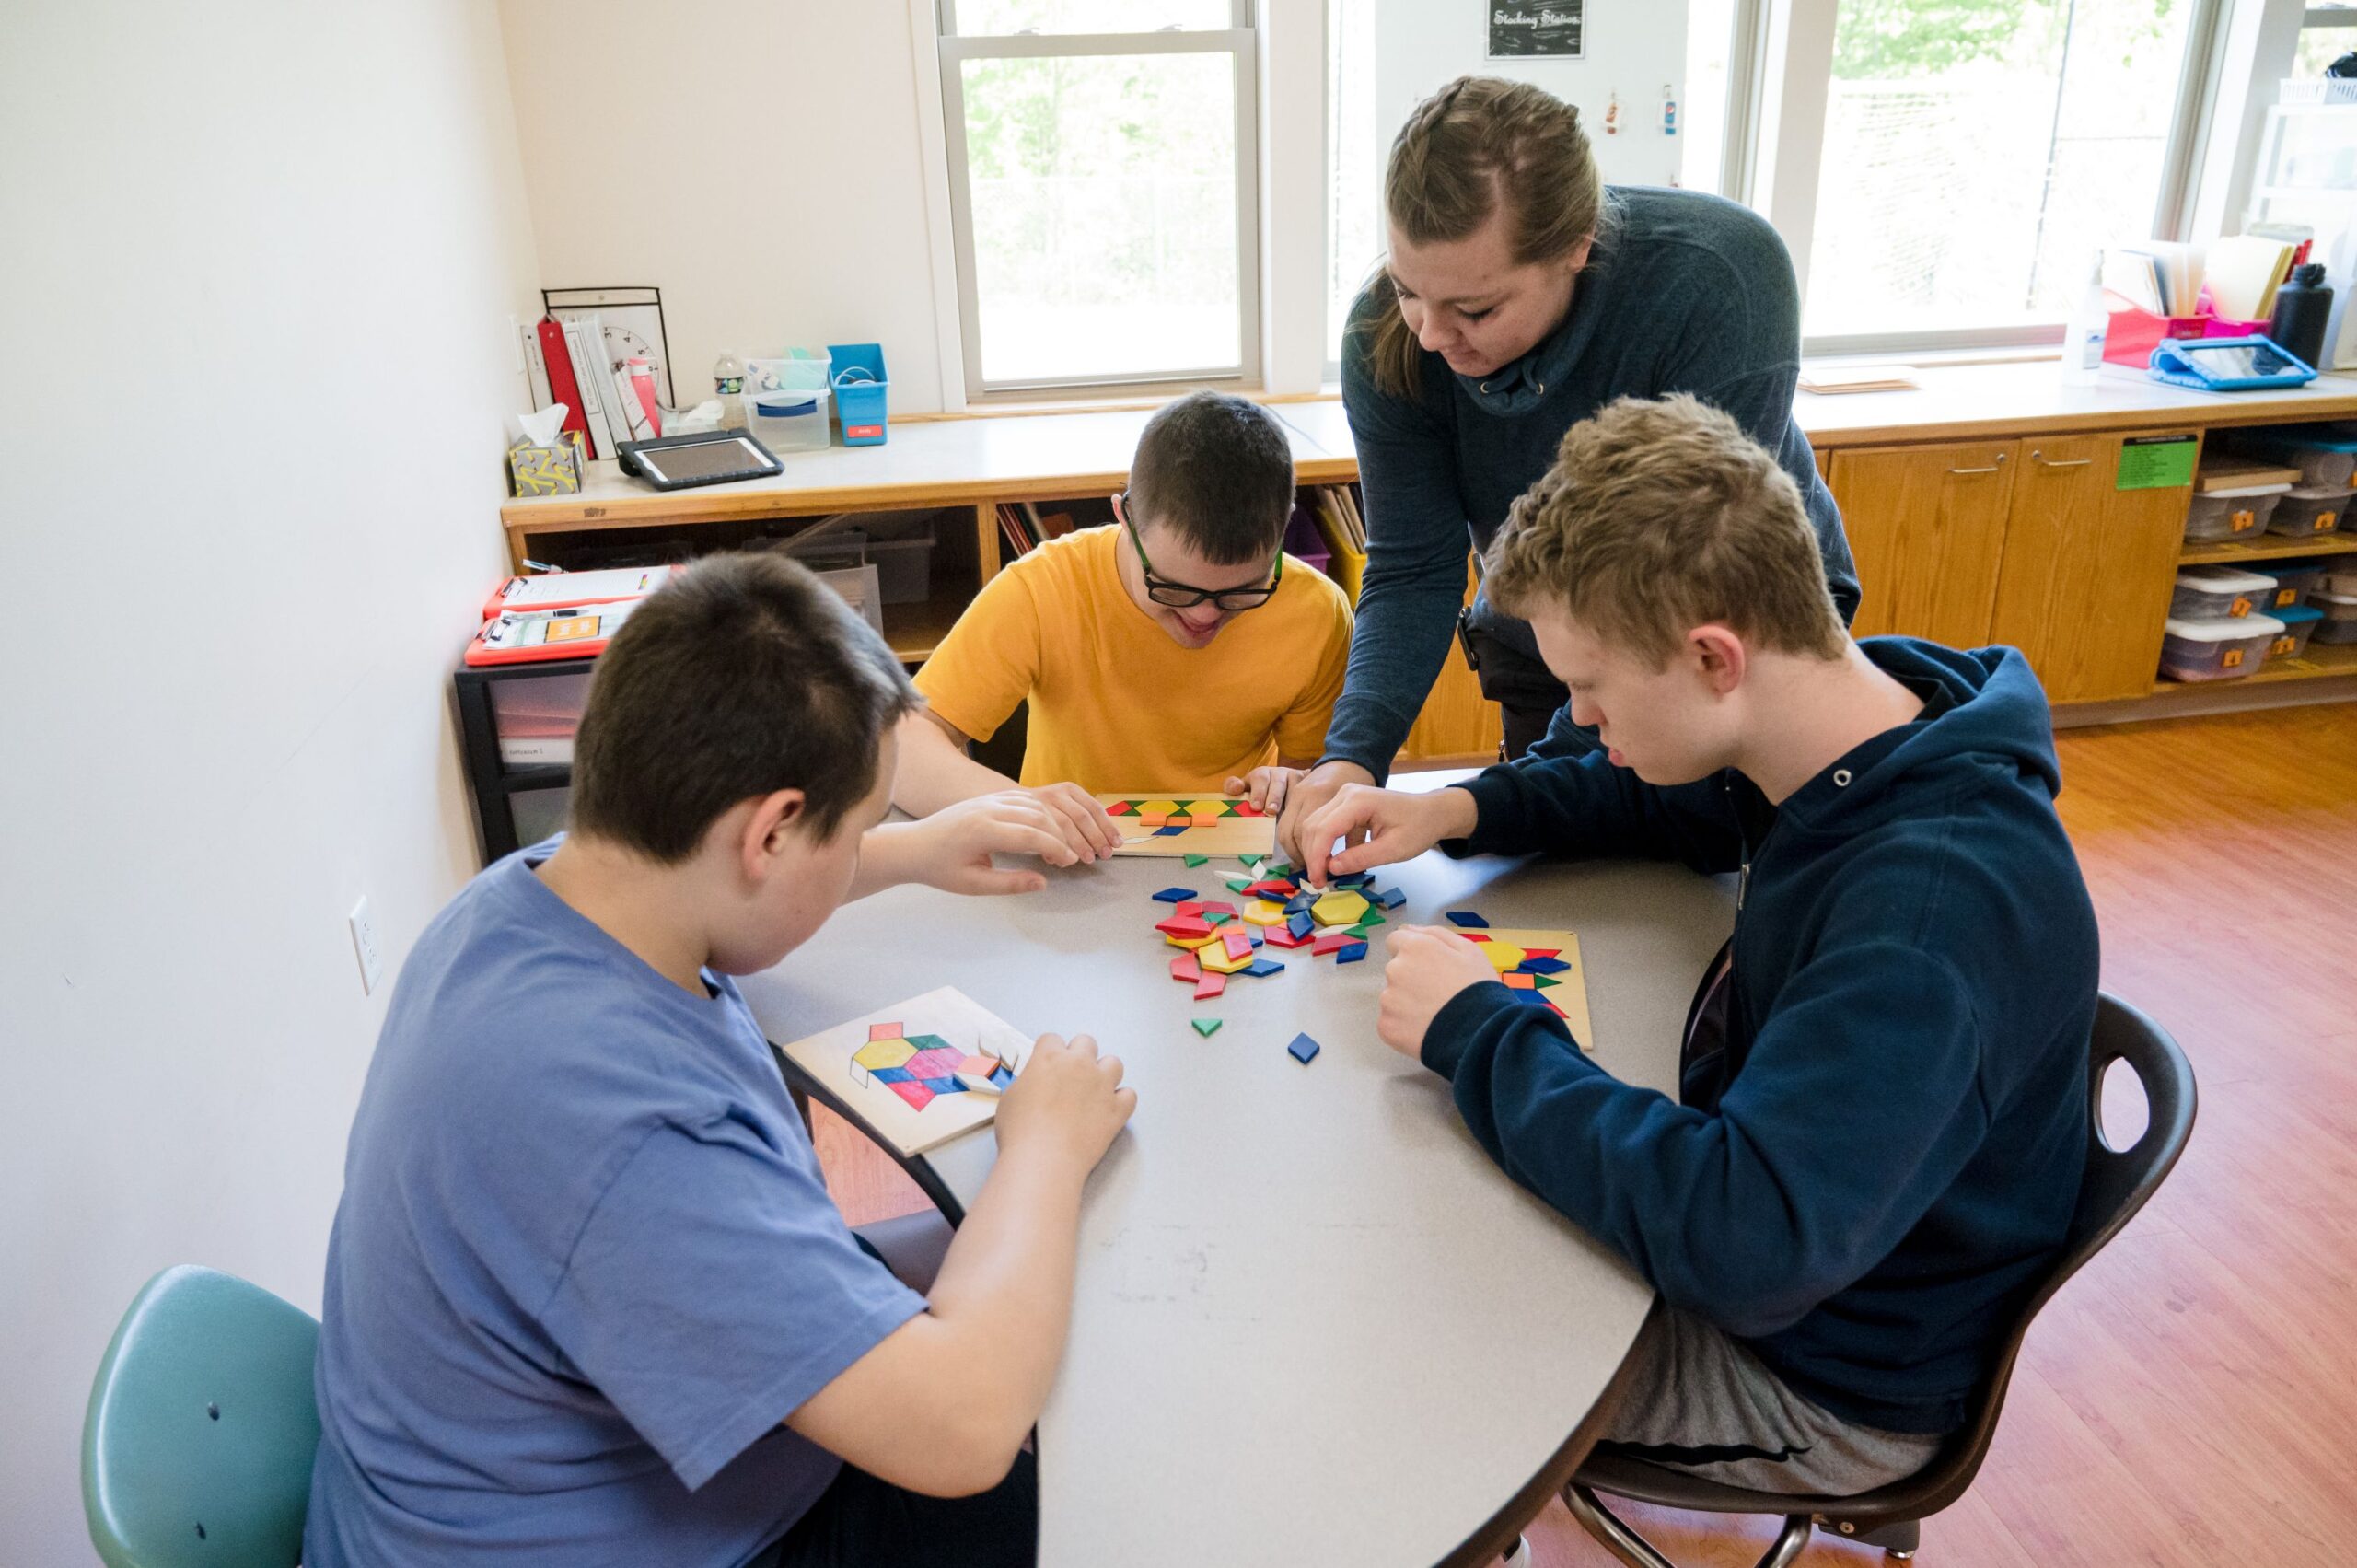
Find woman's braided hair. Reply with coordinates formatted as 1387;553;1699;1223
1360;76;1605;399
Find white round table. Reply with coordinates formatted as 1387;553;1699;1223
739;781;1736;1567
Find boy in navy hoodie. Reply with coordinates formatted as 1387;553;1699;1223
1296;394;2096;1494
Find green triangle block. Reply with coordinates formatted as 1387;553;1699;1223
1203;910;1233;925
1191;1018;1223;1037
1354;908;1387;926
1224;875;1253;892
1347;923;1380;941
1238;854;1264;870
1183;853;1209;867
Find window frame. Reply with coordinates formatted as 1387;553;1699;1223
934;1;1263;399
1720;0;2233;357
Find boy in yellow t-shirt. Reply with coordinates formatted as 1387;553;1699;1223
894;392;1354;856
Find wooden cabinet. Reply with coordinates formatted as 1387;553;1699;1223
1987;431;2197;703
1829;429;2198;704
1828;441;2018;645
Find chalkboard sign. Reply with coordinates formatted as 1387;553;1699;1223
1487;2;1585;59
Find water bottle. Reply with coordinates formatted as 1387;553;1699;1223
2269;264;2333;371
2059;251;2110;387
713;350;746;397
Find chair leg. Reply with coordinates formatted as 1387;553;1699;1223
1564;1484;1814;1568
1852;1518;1919;1557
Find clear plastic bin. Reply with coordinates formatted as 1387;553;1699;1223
2315;557;2357;596
2255;562;2327;611
2169;566;2274;620
745;386;830;452
2311;588;2357;644
2158;615;2283;680
2267;485;2346;536
2265;604;2323;660
2181;484;2287;541
2229;429;2357;488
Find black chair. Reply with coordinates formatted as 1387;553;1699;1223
1564;993;2197;1567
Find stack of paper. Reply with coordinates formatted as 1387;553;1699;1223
1799;364;1920;395
2204;234;2299;321
2104;242;2205;317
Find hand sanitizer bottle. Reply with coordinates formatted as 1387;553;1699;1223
2060;251;2110;387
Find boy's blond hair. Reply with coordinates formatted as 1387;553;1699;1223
1483;394;1847;668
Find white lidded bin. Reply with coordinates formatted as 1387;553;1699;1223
2158;614;2283;680
2180;483;2288;542
744;385;830;452
2311;587;2357;644
2169;565;2275;620
2315;557;2357;596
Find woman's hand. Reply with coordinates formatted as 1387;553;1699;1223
1376;925;1502;1059
1275;759;1376;870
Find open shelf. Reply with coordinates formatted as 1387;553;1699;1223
2178;531;2356;566
2151;640;2357;695
885;589;970;664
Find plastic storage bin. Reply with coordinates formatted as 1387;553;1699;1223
2254;561;2328;611
2228;427;2357;489
746;387;830;452
2170;566;2274;619
2316;556;2357;596
2267;485;2346;536
2181;484;2288;541
828;343;889;447
2158;615;2284;680
2311;587;2357;644
2265;604;2324;660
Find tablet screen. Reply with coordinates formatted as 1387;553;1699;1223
640;437;773;482
2183;343;2291;379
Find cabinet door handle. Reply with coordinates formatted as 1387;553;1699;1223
1948;458;2007;474
2030;449;2092;468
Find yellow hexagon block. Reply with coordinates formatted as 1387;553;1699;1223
1480;942;1527;972
1241;899;1288;925
1311;889;1371;928
1199;942;1255;974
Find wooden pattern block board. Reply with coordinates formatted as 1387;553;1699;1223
780;986;1030;1157
1458;930;1597;1052
1100;794;1277;857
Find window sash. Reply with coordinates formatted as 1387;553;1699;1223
936;20;1261;394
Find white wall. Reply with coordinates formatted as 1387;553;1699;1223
0;3;541;1560
1372;0;1688;192
499;0;953;412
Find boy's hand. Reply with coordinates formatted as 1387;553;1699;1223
994;1032;1135;1171
1275;759;1376;868
1377;926;1501;1059
1223;765;1301;814
1024;781;1124;864
1296;784;1480;887
896;794;1080;896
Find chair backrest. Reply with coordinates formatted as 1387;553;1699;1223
82;1265;322;1568
1838;992;2198;1525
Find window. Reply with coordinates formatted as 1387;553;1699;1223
1796;0;2214;347
1325;0;1377;370
935;1;1260;394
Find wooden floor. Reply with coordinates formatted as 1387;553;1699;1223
811;702;2357;1566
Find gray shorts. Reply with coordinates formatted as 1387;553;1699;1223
1599;1307;1945;1495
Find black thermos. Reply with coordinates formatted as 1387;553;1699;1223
2269;262;2333;369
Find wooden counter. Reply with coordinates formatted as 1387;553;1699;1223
501;361;2357;726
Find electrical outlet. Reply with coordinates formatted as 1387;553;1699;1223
349;896;385;995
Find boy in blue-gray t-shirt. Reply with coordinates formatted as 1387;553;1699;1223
306;552;1137;1568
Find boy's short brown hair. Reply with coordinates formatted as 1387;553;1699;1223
568;551;917;861
1126;391;1297;566
1483;394;1847;667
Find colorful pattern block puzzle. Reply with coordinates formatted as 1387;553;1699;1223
780;987;1029;1157
1099;794;1277;856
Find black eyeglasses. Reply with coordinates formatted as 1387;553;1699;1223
1120;499;1283;611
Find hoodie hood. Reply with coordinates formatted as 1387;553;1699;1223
1771;637;2061;840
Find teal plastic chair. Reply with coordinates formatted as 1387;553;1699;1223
82;1265;322;1568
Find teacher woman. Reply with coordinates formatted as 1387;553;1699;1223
1279;75;1859;856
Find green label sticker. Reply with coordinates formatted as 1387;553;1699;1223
2118;435;2198;491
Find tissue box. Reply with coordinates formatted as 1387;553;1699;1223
508;431;586;497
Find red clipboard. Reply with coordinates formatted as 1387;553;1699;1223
464;599;644;667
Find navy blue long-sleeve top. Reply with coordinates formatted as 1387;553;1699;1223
1329;186;1861;779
